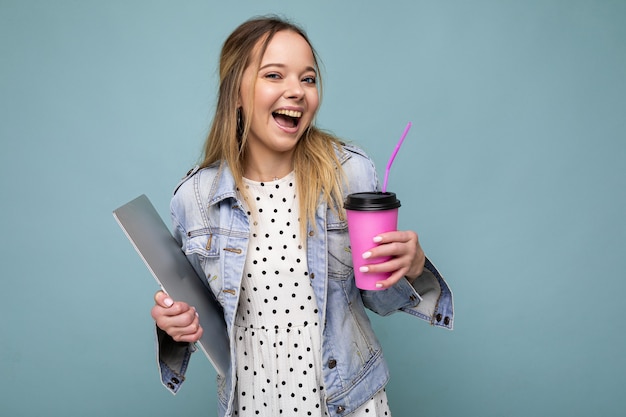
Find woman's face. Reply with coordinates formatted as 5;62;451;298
239;30;319;159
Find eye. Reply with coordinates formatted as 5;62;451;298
302;76;316;84
264;72;281;80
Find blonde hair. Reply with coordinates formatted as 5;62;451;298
200;16;345;235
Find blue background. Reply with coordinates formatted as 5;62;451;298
1;1;625;416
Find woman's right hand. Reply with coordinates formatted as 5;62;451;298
151;290;204;343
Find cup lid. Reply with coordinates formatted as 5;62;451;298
344;192;401;211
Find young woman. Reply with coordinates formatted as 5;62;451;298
151;16;454;417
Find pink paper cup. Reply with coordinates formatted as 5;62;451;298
344;192;401;290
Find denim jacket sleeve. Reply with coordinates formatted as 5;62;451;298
154;167;201;394
361;257;454;329
155;327;194;394
153;217;196;394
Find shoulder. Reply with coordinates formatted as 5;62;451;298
334;142;379;193
173;165;200;196
172;162;221;197
170;163;221;216
170;163;226;229
336;142;377;174
335;142;372;164
171;161;239;215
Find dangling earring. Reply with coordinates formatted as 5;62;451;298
236;107;244;141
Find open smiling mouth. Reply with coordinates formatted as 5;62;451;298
273;109;302;129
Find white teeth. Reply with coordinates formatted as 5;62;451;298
274;109;302;118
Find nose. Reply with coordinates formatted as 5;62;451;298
284;76;304;100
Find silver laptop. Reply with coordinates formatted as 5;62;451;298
113;194;230;377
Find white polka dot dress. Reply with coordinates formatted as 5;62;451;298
234;172;391;416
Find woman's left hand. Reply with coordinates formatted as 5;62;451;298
359;230;425;289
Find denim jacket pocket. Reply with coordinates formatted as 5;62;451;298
326;215;353;280
184;230;223;303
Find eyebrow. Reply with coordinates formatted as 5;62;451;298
259;63;317;74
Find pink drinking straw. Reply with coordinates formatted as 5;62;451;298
382;122;412;193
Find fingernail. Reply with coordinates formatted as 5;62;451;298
164;297;174;307
362;251;372;259
375;283;384;288
359;266;369;273
373;236;383;243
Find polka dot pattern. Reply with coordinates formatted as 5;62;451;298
234;172;391;416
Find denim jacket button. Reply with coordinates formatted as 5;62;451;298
328;359;337;369
336;405;346;413
171;377;180;384
435;313;443;322
444;316;451;326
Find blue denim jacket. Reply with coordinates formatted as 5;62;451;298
157;144;454;417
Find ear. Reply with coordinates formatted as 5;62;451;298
236;88;245;108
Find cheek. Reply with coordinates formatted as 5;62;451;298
254;83;279;103
307;91;320;114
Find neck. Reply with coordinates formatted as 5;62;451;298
243;154;294;182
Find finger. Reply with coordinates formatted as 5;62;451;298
154;290;174;308
151;300;194;331
362;241;406;260
169;316;200;335
366;231;418;258
166;311;203;342
153;305;199;335
373;230;416;245
360;256;405;275
173;306;199;327
374;270;407;289
359;258;408;285
157;303;196;325
173;324;204;343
